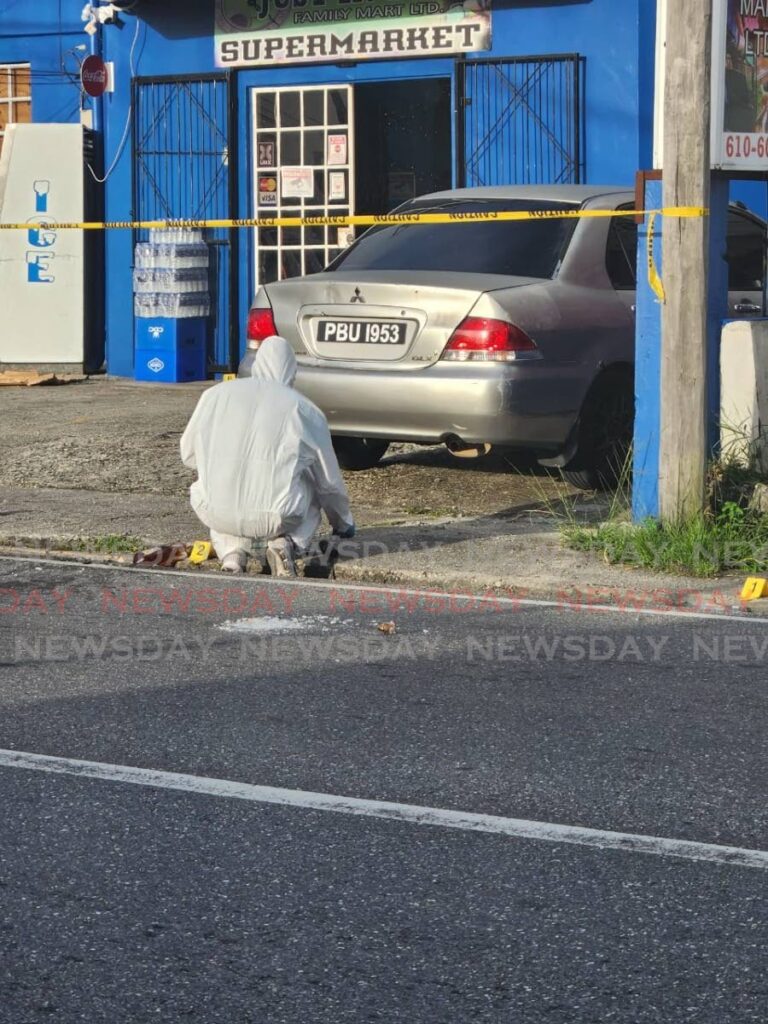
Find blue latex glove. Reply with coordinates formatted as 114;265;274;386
333;523;356;539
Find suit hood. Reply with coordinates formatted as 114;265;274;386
250;335;297;387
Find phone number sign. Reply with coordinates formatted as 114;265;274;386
723;132;768;161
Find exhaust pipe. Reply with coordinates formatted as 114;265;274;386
442;434;492;459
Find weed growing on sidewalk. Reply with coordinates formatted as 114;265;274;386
68;535;144;554
525;445;632;531
564;509;768;577
562;459;768;578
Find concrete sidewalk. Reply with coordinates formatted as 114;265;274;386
0;484;746;614
0;377;749;612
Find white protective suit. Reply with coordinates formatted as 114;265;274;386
180;336;353;558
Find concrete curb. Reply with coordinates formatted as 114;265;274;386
0;540;754;618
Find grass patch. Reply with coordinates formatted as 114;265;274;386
564;509;768;577
401;505;457;518
562;459;768;578
66;534;144;554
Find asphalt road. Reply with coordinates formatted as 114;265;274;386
0;556;766;1023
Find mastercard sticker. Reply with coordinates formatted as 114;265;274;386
259;176;278;206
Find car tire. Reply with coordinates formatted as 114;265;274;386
561;368;634;491
332;437;390;470
560;467;600;491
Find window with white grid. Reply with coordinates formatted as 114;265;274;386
0;64;32;153
251;85;355;288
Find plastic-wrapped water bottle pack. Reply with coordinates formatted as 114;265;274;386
134;292;211;318
133;268;209;294
134;242;210;270
134;229;211;318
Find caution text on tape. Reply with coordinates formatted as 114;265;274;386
0;206;708;232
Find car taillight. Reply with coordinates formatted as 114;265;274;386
246;308;277;349
441;317;539;362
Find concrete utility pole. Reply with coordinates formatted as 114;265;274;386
659;0;713;521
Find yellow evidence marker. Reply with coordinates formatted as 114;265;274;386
740;577;768;602
188;541;213;565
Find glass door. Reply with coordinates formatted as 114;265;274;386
251;84;355;288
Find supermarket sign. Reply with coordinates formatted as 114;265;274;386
214;0;491;67
712;0;768;169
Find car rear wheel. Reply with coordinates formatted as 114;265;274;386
332;437;390;471
561;369;634;491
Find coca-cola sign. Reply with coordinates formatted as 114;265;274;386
80;55;108;98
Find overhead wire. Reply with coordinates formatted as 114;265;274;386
87;14;141;184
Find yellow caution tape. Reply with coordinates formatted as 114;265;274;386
646;211;666;302
0;206;708;232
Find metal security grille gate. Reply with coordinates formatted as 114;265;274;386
132;75;238;373
457;55;583;187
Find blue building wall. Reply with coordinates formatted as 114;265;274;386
92;0;657;375
0;0;83;126
4;1;766;377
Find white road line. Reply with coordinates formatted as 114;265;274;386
0;748;766;870
0;554;763;625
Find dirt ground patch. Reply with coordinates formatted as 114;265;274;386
0;377;578;520
1;379;744;605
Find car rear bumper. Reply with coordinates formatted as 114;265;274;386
242;355;577;448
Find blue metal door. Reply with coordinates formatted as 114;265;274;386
132;75;238;372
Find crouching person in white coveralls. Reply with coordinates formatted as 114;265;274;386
180;335;355;577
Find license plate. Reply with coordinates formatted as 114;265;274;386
317;320;407;345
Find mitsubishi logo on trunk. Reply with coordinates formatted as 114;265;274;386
350;288;365;303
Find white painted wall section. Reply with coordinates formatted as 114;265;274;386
0;124;84;364
720;319;768;471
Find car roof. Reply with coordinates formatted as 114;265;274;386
414;185;766;228
416;184;633;204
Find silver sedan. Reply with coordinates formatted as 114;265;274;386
240;185;766;488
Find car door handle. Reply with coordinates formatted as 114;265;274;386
734;301;761;314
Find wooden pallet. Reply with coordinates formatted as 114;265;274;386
0;372;87;387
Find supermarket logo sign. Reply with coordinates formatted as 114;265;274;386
149;326;165;339
147;357;165;373
214;0;491;67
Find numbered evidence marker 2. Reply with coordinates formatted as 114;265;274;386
187;541;213;565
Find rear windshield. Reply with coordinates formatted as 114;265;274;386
329;199;579;279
